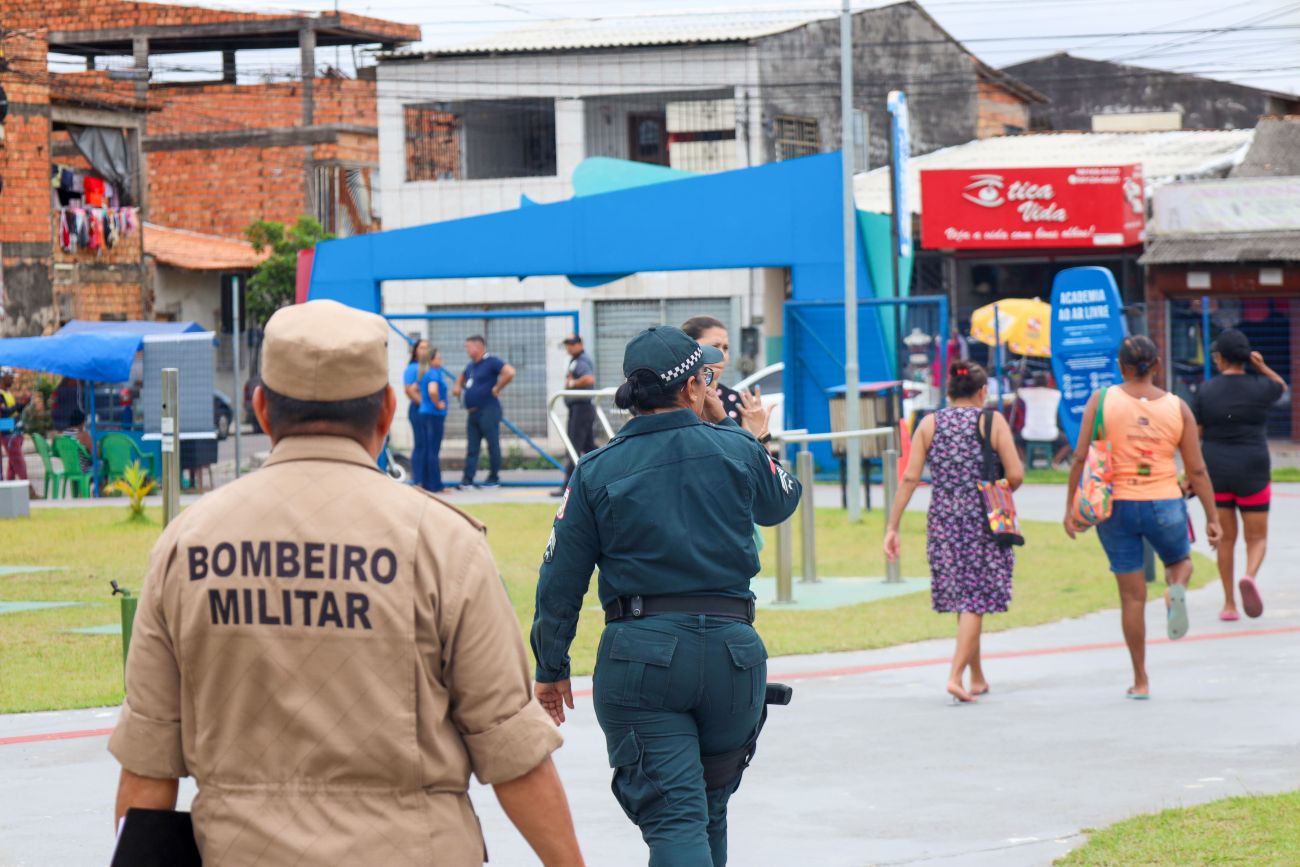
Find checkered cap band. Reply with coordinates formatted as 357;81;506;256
661;346;702;382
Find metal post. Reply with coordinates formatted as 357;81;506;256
1200;294;1212;382
797;447;818;584
883;429;901;583
231;275;243;478
840;0;863;524
774;443;795;604
161;368;181;526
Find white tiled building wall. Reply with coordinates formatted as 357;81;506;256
376;46;771;450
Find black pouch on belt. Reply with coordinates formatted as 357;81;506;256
700;683;793;791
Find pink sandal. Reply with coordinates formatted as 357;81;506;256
1219;609;1240;622
1239;577;1264;619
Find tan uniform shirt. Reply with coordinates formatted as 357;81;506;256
109;435;561;865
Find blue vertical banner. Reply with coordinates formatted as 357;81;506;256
1050;266;1128;445
886;90;911;260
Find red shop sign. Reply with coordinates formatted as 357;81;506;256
919;165;1145;250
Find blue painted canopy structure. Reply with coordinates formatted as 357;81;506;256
308;153;874;310
56;320;205;337
308;153;924;440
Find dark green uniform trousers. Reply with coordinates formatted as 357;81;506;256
593;615;767;867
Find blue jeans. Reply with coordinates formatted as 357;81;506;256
418;414;445;493
1096;498;1191;574
408;406;424;488
594;616;766;867
462;402;502;485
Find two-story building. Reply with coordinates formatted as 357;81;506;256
374;2;1043;445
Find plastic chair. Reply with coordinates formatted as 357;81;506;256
52;435;94;498
31;433;64;499
100;433;158;487
1019;387;1062;469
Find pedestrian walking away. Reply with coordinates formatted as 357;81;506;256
0;368;31;488
531;325;801;867
884;360;1024;704
109;300;583;866
1191;328;1288;621
453;335;515;488
403;337;429;487
1063;335;1222;700
553;333;597;496
417;346;450;493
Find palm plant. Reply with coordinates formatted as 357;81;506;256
109;460;155;521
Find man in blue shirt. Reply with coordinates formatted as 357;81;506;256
453;335;515;488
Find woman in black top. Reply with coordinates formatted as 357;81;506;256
1192;329;1288;621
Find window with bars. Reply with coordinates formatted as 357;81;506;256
404;105;462;182
404;99;556;182
774;115;819;161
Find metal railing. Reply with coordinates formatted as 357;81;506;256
771;426;900;604
547;388;621;463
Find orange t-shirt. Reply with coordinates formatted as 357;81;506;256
1102;387;1184;501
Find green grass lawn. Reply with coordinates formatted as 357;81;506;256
1024;467;1300;485
1057;791;1300;866
0;503;1211;714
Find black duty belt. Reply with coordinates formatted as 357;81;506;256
604;594;756;625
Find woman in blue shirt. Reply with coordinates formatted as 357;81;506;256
417;347;449;493
403;339;428;487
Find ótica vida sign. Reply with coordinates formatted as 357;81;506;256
919;165;1145;250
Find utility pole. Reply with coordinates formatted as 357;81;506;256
231;275;243;478
840;0;863;523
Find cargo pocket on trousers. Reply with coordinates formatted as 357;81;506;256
603;627;678;708
726;633;768;713
607;729;666;824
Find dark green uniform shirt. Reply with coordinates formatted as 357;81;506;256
531;409;802;683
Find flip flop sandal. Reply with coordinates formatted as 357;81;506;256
1239;577;1264;619
1125;689;1150;701
1166;584;1189;641
1219;609;1241;622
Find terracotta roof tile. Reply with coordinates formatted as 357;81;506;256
144;223;268;271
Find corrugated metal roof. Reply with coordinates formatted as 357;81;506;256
854;129;1255;214
1139;231;1300;264
389;7;891;57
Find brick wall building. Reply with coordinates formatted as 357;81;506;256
0;0;416;335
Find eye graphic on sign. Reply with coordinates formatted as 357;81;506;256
962;174;1005;208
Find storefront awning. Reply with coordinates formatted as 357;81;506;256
1139;231;1300;265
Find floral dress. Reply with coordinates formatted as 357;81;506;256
925;407;1014;614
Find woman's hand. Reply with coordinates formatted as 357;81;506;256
883;527;901;562
702;387;727;423
1062;511;1079;540
1249;351;1266;370
738;388;775;438
1205;517;1223;550
535;680;574;726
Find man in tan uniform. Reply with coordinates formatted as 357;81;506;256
110;299;584;866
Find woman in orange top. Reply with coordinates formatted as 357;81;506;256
1064;336;1221;699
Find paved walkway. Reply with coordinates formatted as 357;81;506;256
3;487;1298;865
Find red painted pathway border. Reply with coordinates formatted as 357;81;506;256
5;626;1298;747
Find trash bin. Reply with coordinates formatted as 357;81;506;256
111;580;137;678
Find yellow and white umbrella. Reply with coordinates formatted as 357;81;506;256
970;298;1051;358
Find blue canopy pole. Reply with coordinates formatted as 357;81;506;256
89;385;99;497
1201;295;1212;382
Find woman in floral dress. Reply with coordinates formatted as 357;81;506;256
885;360;1024;702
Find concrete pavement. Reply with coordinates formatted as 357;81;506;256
3;486;1297;865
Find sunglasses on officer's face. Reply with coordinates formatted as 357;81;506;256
698;367;716;388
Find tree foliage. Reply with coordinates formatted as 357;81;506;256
244;217;333;326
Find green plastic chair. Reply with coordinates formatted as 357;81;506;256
100;433;158;487
30;433;61;499
52;435;94;498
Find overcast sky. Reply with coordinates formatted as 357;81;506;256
63;0;1300;96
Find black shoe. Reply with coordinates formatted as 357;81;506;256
481;480;501;489
548;488;565;497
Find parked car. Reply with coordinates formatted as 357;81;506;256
93;382;236;439
734;362;784;439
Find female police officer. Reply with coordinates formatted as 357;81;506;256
532;325;801;867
